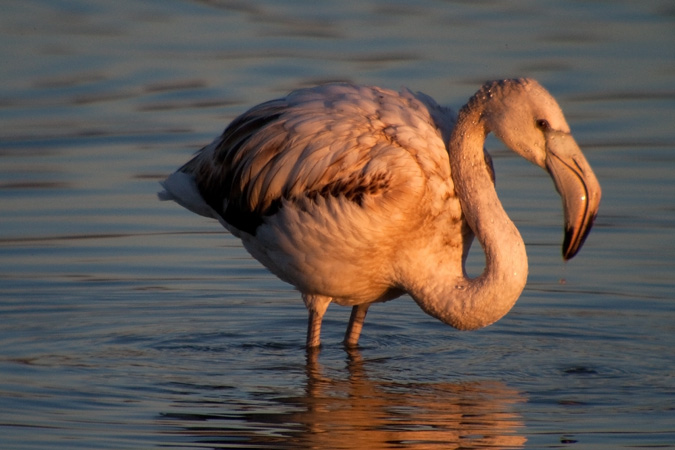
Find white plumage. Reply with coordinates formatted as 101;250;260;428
160;79;601;349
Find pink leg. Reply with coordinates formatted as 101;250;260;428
344;304;369;347
303;295;331;349
306;309;324;348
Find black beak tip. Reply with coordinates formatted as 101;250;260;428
562;213;597;261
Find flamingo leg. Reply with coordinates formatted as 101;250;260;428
306;309;324;348
343;304;369;347
304;295;331;349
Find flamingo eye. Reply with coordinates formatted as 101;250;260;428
536;119;551;131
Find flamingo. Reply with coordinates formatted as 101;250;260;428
159;78;601;349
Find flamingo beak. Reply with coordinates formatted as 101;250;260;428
545;131;602;260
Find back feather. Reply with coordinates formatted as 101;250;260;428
160;83;456;235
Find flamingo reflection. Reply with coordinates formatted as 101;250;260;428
160;350;526;449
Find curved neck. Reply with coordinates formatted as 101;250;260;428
410;105;528;331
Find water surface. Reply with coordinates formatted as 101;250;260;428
1;1;674;448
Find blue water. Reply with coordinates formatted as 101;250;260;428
1;1;674;448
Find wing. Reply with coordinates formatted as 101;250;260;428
160;83;456;236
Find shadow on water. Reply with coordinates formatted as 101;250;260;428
158;349;526;449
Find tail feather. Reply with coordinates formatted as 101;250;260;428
158;171;215;219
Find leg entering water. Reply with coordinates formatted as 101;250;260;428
343;304;369;347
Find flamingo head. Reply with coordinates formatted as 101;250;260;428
481;78;602;260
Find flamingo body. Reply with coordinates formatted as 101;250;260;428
160;79;601;348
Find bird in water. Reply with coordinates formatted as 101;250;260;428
159;78;601;349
